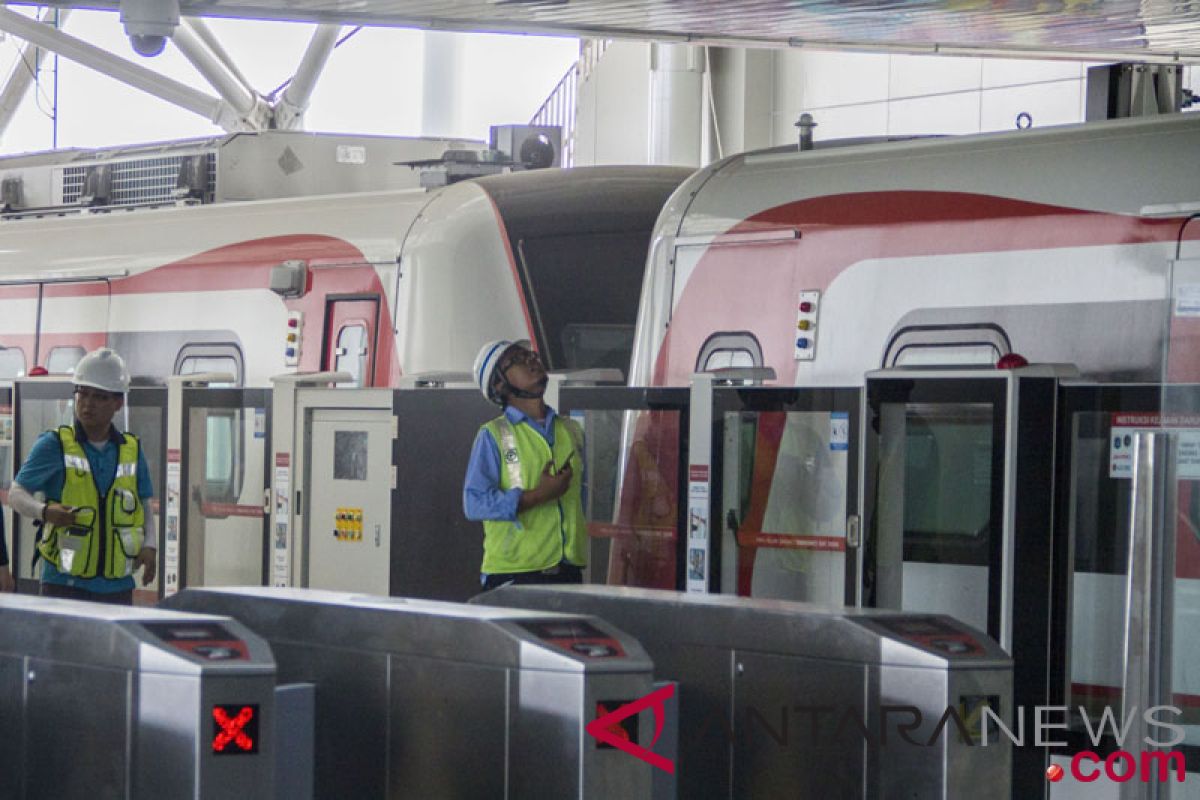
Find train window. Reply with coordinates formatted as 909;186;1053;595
0;347;25;379
174;343;244;387
696;332;764;372
561;324;634;375
334;324;367;387
516;230;650;371
207;414;234;485
46;346;85;375
175;344;244;508
902;404;994;561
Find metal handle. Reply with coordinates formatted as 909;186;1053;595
845;514;861;548
1119;431;1178;800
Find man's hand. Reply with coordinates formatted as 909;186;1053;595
134;547;157;586
0;565;14;593
518;462;573;510
43;502;79;527
539;462;573;501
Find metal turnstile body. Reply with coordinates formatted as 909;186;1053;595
163;586;658;799
475;584;1013;800
0;594;276;799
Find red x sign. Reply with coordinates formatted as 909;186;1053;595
585;683;676;773
212;705;256;753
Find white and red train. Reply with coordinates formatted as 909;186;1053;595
611;112;1200;754
0;157;690;386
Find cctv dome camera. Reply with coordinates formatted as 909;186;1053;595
129;33;168;57
120;0;180;58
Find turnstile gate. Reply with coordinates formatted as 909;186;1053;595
475;584;1013;800
0;594;276;799
163;586;659;800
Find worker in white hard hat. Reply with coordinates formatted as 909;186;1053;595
7;347;157;604
463;339;587;589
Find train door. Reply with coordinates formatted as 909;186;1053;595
10;378;74;590
1056;385;1200;788
169;387;270;594
322;297;379;387
702;382;861;602
124;386;166;602
862;367;1063;798
555;384;691;589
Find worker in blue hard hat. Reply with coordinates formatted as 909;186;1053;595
8;348;156;604
463;339;587;589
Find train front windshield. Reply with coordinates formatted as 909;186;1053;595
516;230;647;373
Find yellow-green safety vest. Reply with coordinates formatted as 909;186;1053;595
37;425;145;579
481;414;586;574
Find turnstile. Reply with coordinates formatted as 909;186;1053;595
0;594;276;799
163;586;658;800
474;584;1013;800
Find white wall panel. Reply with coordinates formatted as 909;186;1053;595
979;80;1087;132
574;41;652;166
797;50;891;107
888;53;983;97
887;91;982;135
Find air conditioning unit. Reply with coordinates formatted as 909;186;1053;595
489;125;562;169
1086;63;1184;120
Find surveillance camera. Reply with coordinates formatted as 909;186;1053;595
120;0;179;58
129;33;167;57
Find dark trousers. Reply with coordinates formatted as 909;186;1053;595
40;582;133;606
482;563;584;591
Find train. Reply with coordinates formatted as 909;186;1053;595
606;112;1200;758
0;133;690;387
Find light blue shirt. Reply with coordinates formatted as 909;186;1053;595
462;405;562;524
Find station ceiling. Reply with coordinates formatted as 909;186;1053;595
23;0;1200;62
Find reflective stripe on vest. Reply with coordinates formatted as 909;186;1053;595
494;418;524;490
37;426;146;579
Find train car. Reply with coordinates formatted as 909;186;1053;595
0;135;690;387
608;114;1200;760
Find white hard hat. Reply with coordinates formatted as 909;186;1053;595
474;339;518;405
73;348;130;394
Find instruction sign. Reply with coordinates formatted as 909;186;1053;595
163;449;181;597
1109;413;1200;479
1174;283;1200;317
830;411;849;451
272;453;291;587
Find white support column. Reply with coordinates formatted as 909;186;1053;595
705;46;776;161
182;16;255;99
0;9;71;140
649;43;704;167
274;24;342;131
171;22;269;131
422;30;461;137
0;5;226;128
